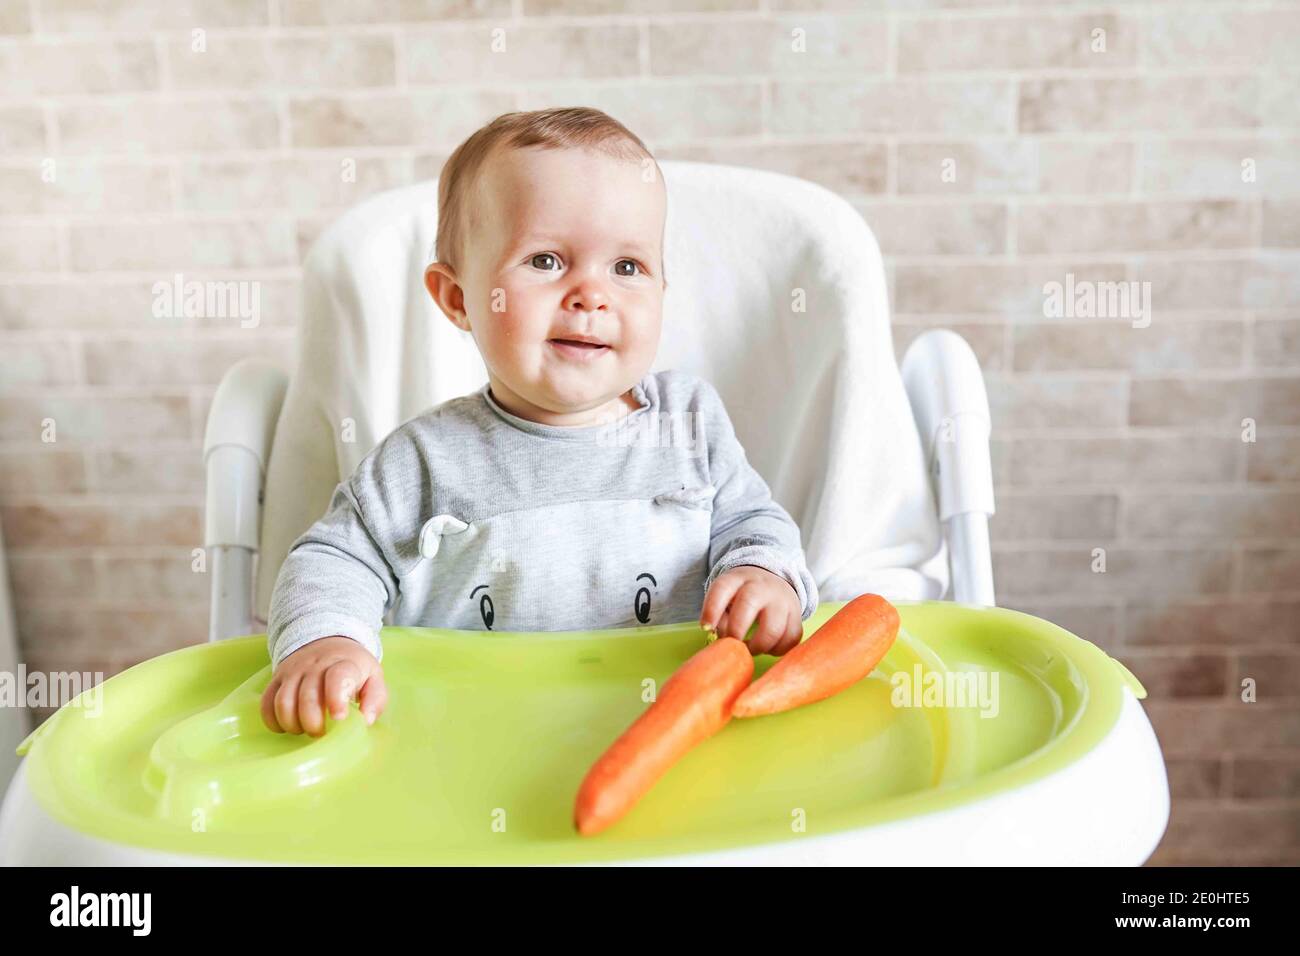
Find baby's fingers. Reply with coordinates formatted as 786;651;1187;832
323;661;364;722
297;670;328;738
722;585;763;647
700;572;744;635
768;609;805;657
745;603;788;656
273;672;304;735
358;669;389;726
260;675;285;733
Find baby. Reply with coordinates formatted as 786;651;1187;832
261;106;818;737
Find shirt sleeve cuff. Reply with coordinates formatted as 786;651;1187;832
704;544;820;622
269;614;384;670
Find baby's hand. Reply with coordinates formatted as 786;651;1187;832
260;636;388;737
699;565;804;657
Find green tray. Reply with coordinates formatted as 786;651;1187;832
17;600;1145;864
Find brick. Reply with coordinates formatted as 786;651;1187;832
68;220;296;271
1252;318;1300;369
1164;758;1223;799
895;261;1127;315
56;97;280;155
0;224;61;272
82;334;294;386
1127;599;1300;649
659;141;887;195
521;81;762;141
6;553;95;599
167;34;396;91
1011;319;1243;373
1124;491;1300;541
857;201;1006;256
0;337;82;390
999;600;1121;653
0;161;171;215
1137;254;1300;311
528;0;754;13
993;546;1233;600
15;601;206;660
1263;201;1300;248
409;23;639;83
896;140;1035;195
898;12;1136;73
282;0;511;25
0;279;300;331
175;156;412;213
93;446;205;494
990;491;1118;541
0;106;45;155
1;500;201;547
1240;548;1300;592
1237;654;1300;702
37;0;267;31
1143;702;1300;755
1247;432;1300;482
1144;8;1300;71
0;394;190;442
0;38;156;95
1020;76;1259;133
0;448;87;494
1232;757;1300;798
1016;200;1254;255
771;78;1014;136
1006;435;1239;486
988;375;1127;430
1138;138;1299;198
1161;800;1300;855
1129;376;1300;428
1119;651;1230;699
1038;139;1134;195
95;552;209;601
290;90;542;148
650;16;886;77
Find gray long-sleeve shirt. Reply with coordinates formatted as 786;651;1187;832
266;368;819;668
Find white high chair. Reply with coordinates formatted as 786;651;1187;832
202;161;996;642
2;162;1171;867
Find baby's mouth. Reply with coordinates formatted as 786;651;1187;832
549;338;609;351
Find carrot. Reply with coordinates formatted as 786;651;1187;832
574;636;753;836
731;593;900;718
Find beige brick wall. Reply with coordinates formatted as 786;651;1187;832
0;0;1297;864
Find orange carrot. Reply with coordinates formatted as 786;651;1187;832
732;593;899;718
574;637;753;836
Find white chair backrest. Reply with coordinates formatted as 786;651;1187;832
255;160;945;622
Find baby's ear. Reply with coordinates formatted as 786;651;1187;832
424;263;468;329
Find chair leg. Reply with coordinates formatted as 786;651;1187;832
209;545;256;641
900;329;997;606
203;358;289;642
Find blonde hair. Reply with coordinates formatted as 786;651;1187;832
434;106;662;275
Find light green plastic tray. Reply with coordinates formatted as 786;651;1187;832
17;600;1145;864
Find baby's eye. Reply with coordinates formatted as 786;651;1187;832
530;252;560;271
614;259;640;277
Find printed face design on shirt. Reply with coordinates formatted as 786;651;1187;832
467;571;659;630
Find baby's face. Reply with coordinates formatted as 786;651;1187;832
429;145;667;426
